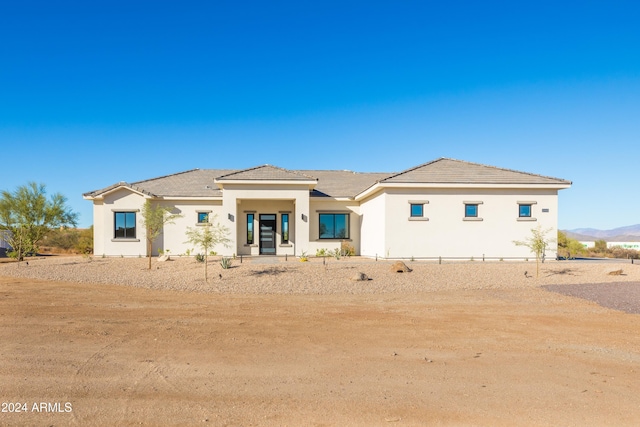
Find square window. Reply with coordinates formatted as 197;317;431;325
114;212;136;239
519;204;532;217
197;212;209;223
319;213;349;239
465;204;478;218
410;204;423;217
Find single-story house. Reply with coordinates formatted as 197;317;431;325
83;158;571;259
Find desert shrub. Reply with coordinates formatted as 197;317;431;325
220;257;232;269
340;241;355;256
195;253;205;263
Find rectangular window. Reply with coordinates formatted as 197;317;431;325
410;204;424;217
281;213;289;244
247;214;254;244
465;204;478;218
519;204;532;218
197;212;209;223
114;212;136;239
319;213;349;239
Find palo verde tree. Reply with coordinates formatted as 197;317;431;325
141;200;182;269
0;182;78;261
513;225;555;278
184;215;231;281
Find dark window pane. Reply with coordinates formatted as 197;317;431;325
410;204;423;217
465;204;478;218
335;214;347;238
319;214;334;239
198;212;209;223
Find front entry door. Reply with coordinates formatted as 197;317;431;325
259;214;277;255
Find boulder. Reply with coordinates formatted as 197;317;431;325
157;255;170;262
350;272;369;281
391;261;412;273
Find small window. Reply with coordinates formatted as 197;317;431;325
114;212;136;239
465;204;478;218
247;214;254;244
410;204;423;217
519;204;532;218
281;214;289;244
319;213;350;239
197;212;209;223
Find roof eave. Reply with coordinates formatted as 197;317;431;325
356;182;572;200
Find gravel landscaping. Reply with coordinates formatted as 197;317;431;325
1;255;638;296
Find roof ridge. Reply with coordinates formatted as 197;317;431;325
380;157;445;182
217;164;318;181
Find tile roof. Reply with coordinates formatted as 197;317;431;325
216;165;317;181
301;170;391;198
380;158;572;185
84;158;570;200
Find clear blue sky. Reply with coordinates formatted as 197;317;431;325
1;1;639;230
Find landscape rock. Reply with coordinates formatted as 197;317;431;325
390;261;412;273
350;272;369;281
157;255;171;262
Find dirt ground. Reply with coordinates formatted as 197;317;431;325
1;272;640;426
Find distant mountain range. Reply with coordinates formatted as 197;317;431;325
563;224;640;242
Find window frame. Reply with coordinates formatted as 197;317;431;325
518;204;532;218
410;204;424;217
281;213;289;244
114;211;137;239
465;203;479;218
318;213;350;239
247;213;254;244
197;211;210;224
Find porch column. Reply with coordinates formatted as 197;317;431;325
221;190;237;257
294;190;310;256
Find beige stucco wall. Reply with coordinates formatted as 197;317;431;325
89;183;563;260
377;187;559;259
359;193;387;258
307;199;360;256
158;200;224;256
94;189;147;257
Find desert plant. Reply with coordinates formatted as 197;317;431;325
0;182;78;261
299;250;308;262
184;215;231;281
316;248;328;257
220;256;232;269
514;226;555;277
195;253;205;263
340;241;355;256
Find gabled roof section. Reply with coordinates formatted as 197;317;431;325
216;165;318;182
380;158;572;185
82;182;158;199
84;169;236;199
